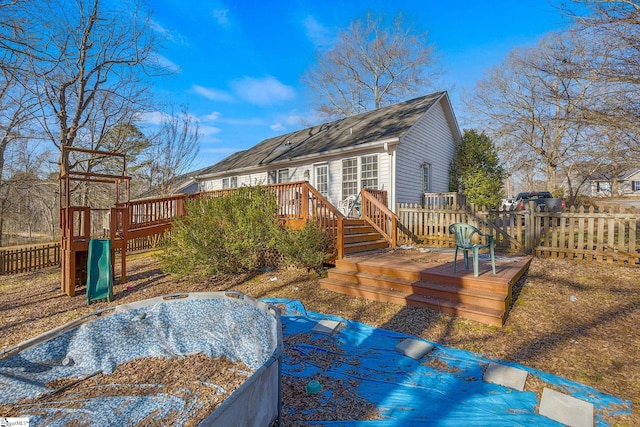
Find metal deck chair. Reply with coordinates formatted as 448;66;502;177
448;223;496;277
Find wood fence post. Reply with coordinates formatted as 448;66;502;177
526;201;536;254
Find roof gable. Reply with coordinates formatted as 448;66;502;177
620;167;640;180
589;167;640;182
197;92;448;177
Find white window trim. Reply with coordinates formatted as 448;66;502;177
222;176;238;189
422;162;432;193
314;163;329;197
268;168;290;184
341;157;358;199
360;154;379;190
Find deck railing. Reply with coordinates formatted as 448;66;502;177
366;188;388;206
120;195;185;231
362;188;397;248
423;192;466;209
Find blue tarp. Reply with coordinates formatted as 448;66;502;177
265;298;632;426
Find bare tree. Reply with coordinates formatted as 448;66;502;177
466;31;605;194
69;90;151;206
0;139;53;245
561;2;640;130
0;0;176;244
0;44;40;243
567;1;640;84
0;51;37;178
0;0;40;70
303;12;439;118
25;0;161;171
140;106;200;197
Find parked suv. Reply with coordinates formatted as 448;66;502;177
513;191;565;211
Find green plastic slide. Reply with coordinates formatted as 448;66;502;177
86;239;112;304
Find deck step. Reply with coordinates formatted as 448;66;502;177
320;277;505;327
343;240;389;254
344;232;385;244
343;225;376;235
323;250;531;326
334;257;509;294
327;269;509;311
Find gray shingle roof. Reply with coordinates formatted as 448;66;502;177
589;167;640;181
196;92;445;178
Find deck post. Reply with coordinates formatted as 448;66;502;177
301;183;309;222
391;215;397;248
121;206;129;284
337;218;344;259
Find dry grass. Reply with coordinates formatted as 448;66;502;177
0;250;638;425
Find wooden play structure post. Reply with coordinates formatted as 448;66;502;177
60;206;91;296
59;146;130;297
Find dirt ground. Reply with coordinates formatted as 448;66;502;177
0;249;638;425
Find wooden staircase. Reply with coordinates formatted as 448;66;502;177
343;218;389;255
320;251;532;326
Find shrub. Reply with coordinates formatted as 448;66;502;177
278;220;334;274
157;186;281;276
450;129;505;208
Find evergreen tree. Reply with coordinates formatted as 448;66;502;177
450;129;505;208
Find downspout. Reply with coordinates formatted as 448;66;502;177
388;145;396;212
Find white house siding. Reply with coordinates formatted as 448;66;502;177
198;149;391;209
585;170;640;197
395;99;455;205
622;171;640;195
200;172;268;191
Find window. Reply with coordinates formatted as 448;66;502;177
597;181;611;193
422;163;431;192
360;155;378;189
633;180;640;192
314;165;328;197
268;169;289;184
222;176;237;189
278;169;289;183
342;158;358;199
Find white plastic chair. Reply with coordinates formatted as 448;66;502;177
338;195;357;216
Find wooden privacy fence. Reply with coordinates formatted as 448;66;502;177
396;203;527;249
0;237;160;275
536;206;639;265
0;243;61;275
396;202;640;266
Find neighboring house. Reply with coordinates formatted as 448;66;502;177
193;91;461;211
585;168;640;197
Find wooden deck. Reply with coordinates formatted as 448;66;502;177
320;248;532;327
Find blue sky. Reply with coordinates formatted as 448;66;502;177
147;0;570;170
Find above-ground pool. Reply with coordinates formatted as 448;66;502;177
0;292;283;426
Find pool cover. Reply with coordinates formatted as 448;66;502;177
266;298;632;426
0;293;282;426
